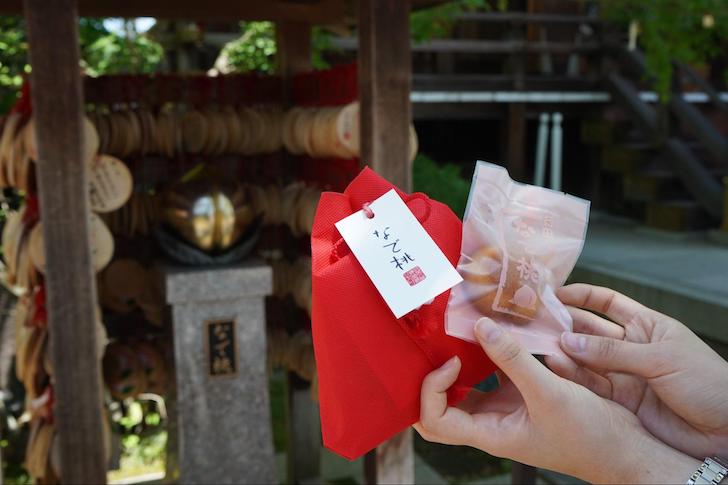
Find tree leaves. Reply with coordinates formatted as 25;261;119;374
413;154;471;218
603;0;728;102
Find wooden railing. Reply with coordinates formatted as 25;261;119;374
456;11;602;25
329;37;600;54
604;43;726;219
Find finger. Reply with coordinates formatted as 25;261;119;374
419;357;477;444
557;284;645;326
568;306;625;340
420;356;460;424
544;352;613;399
560;332;660;377
474;317;553;400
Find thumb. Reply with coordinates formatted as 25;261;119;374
560;332;658;377
474;318;552;399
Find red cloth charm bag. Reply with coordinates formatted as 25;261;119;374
311;167;498;460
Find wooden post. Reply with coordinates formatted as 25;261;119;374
505;8;527;183
359;0;413;190
506;103;527;182
24;0;107;483
359;1;415;483
276;21;319;484
288;375;321;483
364;430;415;485
276;22;313;84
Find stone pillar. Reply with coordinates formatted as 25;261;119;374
164;262;276;484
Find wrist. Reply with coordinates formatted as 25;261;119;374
617;434;702;485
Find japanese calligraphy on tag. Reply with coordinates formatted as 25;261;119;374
206;319;237;377
335;189;462;318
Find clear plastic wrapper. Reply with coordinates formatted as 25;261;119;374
446;161;590;355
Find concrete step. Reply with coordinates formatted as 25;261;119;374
646;199;716;231
594;172;645;220
622;170;689;202
600;145;651;174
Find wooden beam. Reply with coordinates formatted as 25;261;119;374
276;22;313;84
457;11;602;24
359;1;414;482
4;0;345;23
359;0;413;190
331;37;601;55
23;0;106;483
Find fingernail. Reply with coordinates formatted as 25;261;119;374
561;332;586;352
476;317;502;343
442;355;459;370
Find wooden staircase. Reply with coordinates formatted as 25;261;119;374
582;46;727;231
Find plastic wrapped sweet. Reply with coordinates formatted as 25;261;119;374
446;161;590;355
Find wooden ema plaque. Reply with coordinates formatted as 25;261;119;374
205;319;238;378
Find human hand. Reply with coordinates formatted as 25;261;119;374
414;317;700;484
548;283;728;459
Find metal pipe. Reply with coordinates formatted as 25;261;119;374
550;112;563;191
534;112;550;187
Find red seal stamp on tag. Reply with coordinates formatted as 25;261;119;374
403;266;426;286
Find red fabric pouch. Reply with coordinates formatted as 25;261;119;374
311;167;498;460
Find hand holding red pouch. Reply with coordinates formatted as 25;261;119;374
311;167;497;460
446;161;590;355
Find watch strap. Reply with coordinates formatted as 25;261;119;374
687;457;728;485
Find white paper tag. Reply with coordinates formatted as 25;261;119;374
335;189;463;318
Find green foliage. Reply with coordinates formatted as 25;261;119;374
0;17;28;112
220;21;277;74
120;431;167;469
1;381;31;485
311;26;332;71
81;19;163;77
415;434;511;483
0;17;163;112
268;369;288;453
106;399;166;482
602;0;728;101
220;21;332;74
78;17;113;47
413;154;471;218
410;0;506;43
